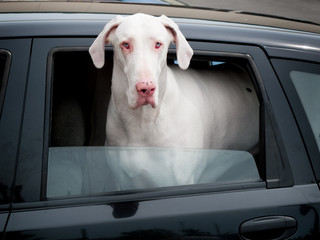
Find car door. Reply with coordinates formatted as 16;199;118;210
3;36;320;240
0;39;32;235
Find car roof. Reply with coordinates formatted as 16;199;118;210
0;1;320;34
0;1;320;58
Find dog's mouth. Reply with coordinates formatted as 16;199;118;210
132;96;156;109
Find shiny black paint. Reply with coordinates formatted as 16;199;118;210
1;12;320;240
0;14;319;56
4;185;320;239
0;39;32;205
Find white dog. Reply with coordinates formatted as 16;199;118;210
89;14;259;187
89;13;258;150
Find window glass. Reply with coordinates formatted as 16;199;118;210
0;54;6;84
290;71;320;151
271;58;320;181
47;146;259;198
0;50;10;117
0;50;11;204
47;50;261;199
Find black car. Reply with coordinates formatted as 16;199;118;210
1;1;320;240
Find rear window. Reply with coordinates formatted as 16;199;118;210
271;58;320;182
290;71;320;151
46;49;261;199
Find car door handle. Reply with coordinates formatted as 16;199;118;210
239;216;297;240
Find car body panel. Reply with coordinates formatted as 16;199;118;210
1;2;320;239
5;184;320;239
0;39;32;205
12;38;95;203
2;36;318;239
0;13;320;54
0;38;32;238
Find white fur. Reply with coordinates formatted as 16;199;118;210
89;13;259;186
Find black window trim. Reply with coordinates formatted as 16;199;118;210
0;49;11;208
0;49;12;118
43;46;92;202
39;43;287;206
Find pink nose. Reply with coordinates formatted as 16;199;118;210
136;81;156;97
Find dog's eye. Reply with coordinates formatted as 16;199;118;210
122;42;130;50
155;42;162;49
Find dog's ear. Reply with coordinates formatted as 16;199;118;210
89;15;124;69
159;15;193;70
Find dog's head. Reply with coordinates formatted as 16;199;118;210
89;13;193;109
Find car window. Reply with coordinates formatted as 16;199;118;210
0;50;11;117
0;50;11;204
46;49;262;199
271;59;320;181
290;71;320;151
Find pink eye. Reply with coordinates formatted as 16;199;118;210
122;42;130;49
155;42;161;49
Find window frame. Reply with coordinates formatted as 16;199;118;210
0;49;11;118
271;58;320;183
13;37;301;208
42;44;274;203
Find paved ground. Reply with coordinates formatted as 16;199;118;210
178;0;320;25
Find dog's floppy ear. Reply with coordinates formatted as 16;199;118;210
159;15;193;70
89;15;124;69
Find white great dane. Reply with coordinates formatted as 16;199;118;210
89;13;259;186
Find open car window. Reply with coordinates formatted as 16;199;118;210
46;49;262;199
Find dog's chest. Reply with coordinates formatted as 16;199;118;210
124;110;174;147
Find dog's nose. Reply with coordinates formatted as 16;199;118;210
136;81;156;97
